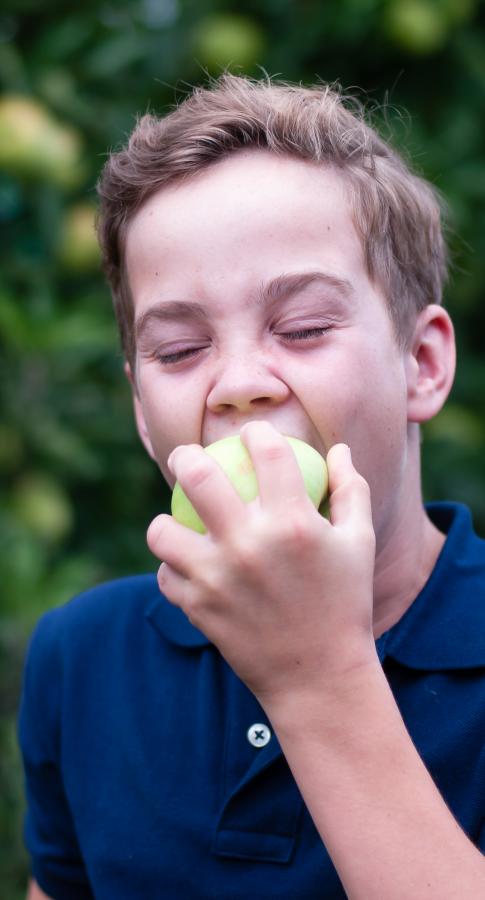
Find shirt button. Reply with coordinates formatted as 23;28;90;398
247;723;271;748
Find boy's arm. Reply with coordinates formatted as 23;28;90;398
27;879;53;900
148;424;485;899
268;658;485;899
19;612;92;899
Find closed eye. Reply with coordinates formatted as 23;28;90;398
156;345;208;365
278;326;331;341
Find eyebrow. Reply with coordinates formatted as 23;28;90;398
135;300;209;340
135;270;354;339
257;270;354;306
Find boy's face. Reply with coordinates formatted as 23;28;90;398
125;150;413;531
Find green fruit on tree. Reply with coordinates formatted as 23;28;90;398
384;0;449;55
12;472;73;543
171;434;328;534
0;95;84;188
58;203;100;272
192;14;265;71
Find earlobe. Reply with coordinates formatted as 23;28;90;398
406;305;456;424
124;362;157;461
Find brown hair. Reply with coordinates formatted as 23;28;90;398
96;73;448;368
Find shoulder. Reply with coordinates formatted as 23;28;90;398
385;503;485;671
29;573;160;647
20;574;162;746
23;574;161;695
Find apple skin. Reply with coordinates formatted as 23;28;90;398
171;434;328;534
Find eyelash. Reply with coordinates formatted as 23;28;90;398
156;347;205;364
155;327;330;366
278;326;330;341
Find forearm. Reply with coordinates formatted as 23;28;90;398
267;658;485;900
26;879;53;900
153;434;484;894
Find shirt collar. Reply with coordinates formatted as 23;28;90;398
147;502;485;669
378;502;485;670
146;585;210;648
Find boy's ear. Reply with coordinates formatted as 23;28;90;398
124;362;157;461
405;304;456;424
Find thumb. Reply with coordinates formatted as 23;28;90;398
326;444;373;534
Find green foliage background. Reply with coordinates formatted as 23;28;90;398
1;0;484;893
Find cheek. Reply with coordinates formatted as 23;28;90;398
307;346;407;487
350;383;409;516
139;377;206;475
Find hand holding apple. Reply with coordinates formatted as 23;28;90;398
171;433;328;533
147;422;376;708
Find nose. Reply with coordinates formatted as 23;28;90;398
206;354;290;414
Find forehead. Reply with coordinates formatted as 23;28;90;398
127;150;361;245
125;150;370;305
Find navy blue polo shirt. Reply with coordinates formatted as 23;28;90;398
18;502;485;899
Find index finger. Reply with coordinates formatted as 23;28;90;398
169;443;248;537
239;421;311;513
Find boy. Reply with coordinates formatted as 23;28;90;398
20;74;485;899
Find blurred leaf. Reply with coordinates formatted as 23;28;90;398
32;15;94;62
424;404;484;450
0;425;24;472
83;31;148;78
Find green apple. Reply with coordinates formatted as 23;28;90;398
58;203;100;272
384;0;448;55
171;434;328;534
0;95;84;188
191;14;265;71
12;472;73;544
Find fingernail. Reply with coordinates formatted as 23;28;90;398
147;515;164;548
167;448;178;470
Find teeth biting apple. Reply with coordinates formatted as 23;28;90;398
171;433;328;533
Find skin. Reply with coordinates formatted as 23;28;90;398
26;882;50;900
28;149;484;899
126;149;452;637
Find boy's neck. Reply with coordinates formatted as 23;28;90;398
372;498;446;640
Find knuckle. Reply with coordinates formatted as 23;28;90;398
197;567;223;597
157;563;167;591
228;512;317;563
185;597;203;629
185;582;219;630
227;532;260;572
286;517;317;549
354;522;376;552
354;471;371;496
184;460;214;491
272;511;317;551
259;441;290;464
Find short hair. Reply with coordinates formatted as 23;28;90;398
96;73;448;369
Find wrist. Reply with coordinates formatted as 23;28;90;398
260;640;384;738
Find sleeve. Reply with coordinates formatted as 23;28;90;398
18;611;94;900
